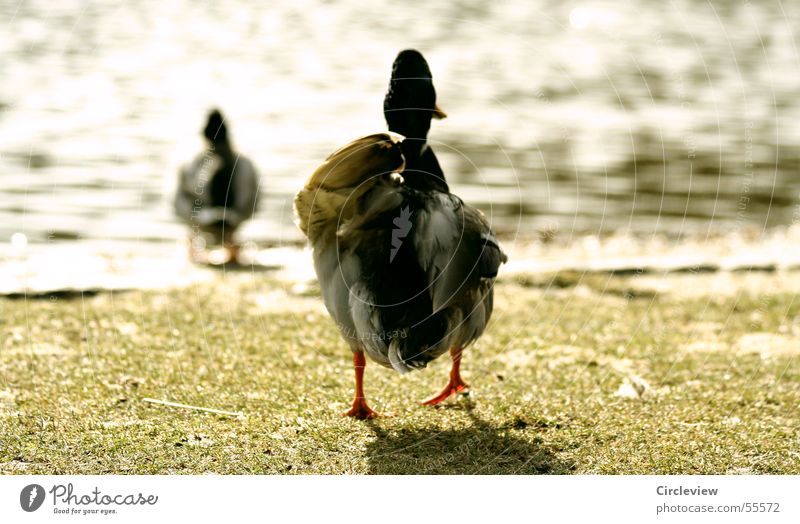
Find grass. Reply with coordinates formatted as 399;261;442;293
0;270;798;474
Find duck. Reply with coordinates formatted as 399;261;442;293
174;109;260;264
384;49;449;193
294;133;506;419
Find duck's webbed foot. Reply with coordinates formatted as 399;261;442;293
342;351;393;420
421;346;470;406
341;397;382;420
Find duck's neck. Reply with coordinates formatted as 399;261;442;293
397;140;449;193
401;170;449;193
387;116;431;144
207;140;235;161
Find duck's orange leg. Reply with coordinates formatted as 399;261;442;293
221;228;241;265
342;351;382;420
421;346;470;405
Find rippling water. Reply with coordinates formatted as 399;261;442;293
1;0;799;248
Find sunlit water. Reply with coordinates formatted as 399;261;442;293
1;0;800;252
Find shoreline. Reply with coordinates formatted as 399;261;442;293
3;225;800;297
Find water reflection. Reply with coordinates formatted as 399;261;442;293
1;0;798;248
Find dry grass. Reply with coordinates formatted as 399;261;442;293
1;270;798;474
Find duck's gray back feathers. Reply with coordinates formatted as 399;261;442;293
295;134;505;374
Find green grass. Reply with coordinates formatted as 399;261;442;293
1;272;798;474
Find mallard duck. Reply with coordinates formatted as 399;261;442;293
384;49;448;193
294;133;506;419
174;109;260;263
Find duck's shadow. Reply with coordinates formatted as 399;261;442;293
364;407;573;474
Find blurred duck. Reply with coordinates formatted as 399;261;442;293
174;109;260;264
294;133;506;419
384;49;448;193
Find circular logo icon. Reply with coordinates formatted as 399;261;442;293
20;484;45;512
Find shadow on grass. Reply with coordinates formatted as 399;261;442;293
2;289;104;300
198;261;283;272
364;407;573;474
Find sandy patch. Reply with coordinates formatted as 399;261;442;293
736;333;800;358
498;345;595;369
684;322;725;335
0;389;17;417
5;342;72;356
680;340;730;353
249;289;325;315
498;345;644;377
497;347;541;368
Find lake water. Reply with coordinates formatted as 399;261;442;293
2;0;800;250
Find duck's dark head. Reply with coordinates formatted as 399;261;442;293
391;49;433;85
203;109;230;149
384;49;446;141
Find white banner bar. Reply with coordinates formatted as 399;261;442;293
2;475;797;523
